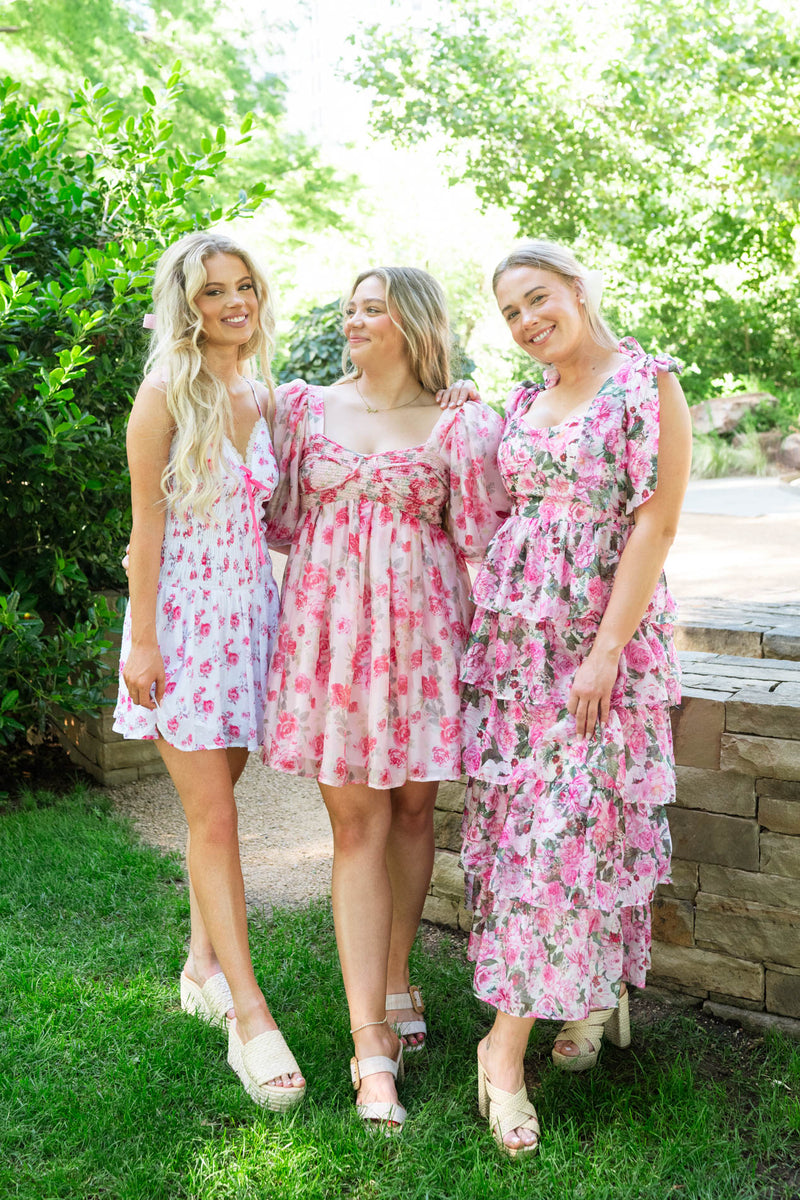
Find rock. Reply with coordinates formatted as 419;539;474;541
779;432;800;472
690;391;775;435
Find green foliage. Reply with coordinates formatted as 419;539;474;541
277;299;346;386
0;70;270;745
350;0;800;398
0;0;352;231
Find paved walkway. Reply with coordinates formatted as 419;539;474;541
666;477;800;603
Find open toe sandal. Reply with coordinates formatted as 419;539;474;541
180;971;233;1028
551;989;630;1072
477;1056;539;1158
386;984;427;1053
227;1022;306;1111
350;1044;406;1134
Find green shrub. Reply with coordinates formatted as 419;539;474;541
276;299;346;386
0;69;270;745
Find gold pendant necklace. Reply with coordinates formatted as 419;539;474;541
355;377;423;414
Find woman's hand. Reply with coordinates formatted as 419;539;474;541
435;379;481;408
567;644;621;738
123;641;165;709
122;541;131;576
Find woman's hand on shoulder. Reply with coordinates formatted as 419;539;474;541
436;379;481;408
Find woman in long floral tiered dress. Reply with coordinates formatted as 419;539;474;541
454;241;692;1155
263;266;508;1129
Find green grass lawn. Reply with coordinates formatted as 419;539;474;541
1;786;799;1200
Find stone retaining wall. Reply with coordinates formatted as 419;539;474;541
52;625;166;785
675;600;800;660
424;650;800;1036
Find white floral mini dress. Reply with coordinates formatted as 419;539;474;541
113;382;280;750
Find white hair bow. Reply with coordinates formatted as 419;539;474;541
581;269;604;310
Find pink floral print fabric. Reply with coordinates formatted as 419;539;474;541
460;339;679;1019
113;418;280;750
262;381;509;788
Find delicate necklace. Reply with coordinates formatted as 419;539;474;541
355;377;423;414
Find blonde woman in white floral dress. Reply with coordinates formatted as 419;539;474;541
263;267;508;1129
446;241;692;1155
114;232;305;1111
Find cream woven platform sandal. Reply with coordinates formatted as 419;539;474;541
477;1056;540;1158
350;1044;406;1133
386;984;427;1052
179;971;233;1028
551;989;631;1072
227;1021;306;1111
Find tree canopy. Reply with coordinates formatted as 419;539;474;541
350;0;800;391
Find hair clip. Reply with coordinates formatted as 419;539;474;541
143;313;156;330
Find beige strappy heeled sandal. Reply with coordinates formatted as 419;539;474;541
477;1056;540;1157
350;1043;406;1133
551;988;631;1072
386;983;427;1052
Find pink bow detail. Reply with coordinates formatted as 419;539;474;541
240;466;271;567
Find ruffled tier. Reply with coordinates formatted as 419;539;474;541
461;705;674;914
460;609;681;716
113;575;277;751
263;499;472;788
467;899;655;1020
471;512;677;627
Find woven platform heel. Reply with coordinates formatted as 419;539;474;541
552;988;631;1072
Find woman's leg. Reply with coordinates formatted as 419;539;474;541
385;780;438;1047
160;741;303;1090
182;748;249;1020
319;781;402;1113
478;1010;538;1151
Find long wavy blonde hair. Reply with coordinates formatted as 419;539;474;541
145;231;276;518
492;240;617;352
340;266;451;394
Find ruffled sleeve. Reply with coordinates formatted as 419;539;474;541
263;379;310;546
438;401;510;564
620;340;680;514
504;381;541;420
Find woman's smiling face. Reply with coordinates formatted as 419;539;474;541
193;253;258;346
495;266;585;363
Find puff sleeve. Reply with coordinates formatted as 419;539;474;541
438;401;510;564
263;379;310;546
622;341;680;514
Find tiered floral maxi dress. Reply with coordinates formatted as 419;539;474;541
460;340;681;1020
114;386;280;750
263;381;509;789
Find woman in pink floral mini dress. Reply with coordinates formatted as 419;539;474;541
451;241;692;1155
114;232;305;1112
263;266;508;1129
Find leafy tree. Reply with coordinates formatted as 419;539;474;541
350;0;800;396
0;69;269;743
0;0;351;230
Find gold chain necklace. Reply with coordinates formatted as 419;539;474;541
355;377;423;414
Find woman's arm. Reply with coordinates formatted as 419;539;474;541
568;370;693;737
122;377;174;709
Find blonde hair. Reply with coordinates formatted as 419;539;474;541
492;240;617;352
145;231;276;518
340;266;451;394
